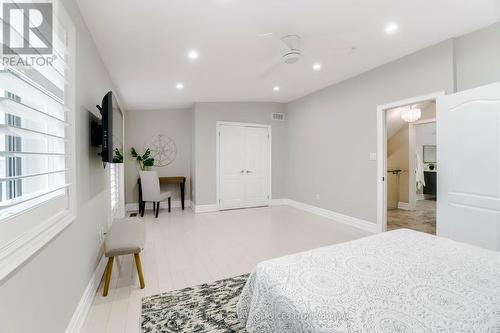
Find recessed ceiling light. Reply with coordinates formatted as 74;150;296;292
384;22;399;35
176;83;184;90
312;63;322;71
273;86;280;92
187;50;199;60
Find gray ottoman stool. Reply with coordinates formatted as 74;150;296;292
103;218;146;296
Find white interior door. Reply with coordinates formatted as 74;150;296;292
218;123;270;210
244;126;270;207
437;81;500;250
219;125;246;209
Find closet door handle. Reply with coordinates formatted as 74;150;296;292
246;170;252;173
240;170;245;173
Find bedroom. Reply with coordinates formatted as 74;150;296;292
0;1;499;332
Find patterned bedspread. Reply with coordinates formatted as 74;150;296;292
236;229;500;332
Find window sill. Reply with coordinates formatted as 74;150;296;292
0;210;75;283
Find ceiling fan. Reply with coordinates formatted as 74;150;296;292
258;33;356;78
259;34;302;78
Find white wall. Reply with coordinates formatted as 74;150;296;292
124;109;191;205
0;0;118;332
456;23;500;91
192;102;286;205
286;40;454;222
285;22;500;224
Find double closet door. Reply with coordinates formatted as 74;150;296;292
217;123;270;210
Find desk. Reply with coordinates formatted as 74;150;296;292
138;176;186;213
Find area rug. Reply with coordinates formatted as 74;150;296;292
141;274;249;333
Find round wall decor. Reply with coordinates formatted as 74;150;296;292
144;134;177;167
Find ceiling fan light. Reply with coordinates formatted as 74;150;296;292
401;107;421;123
282;50;301;64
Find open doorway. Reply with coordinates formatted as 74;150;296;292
376;91;444;234
386;102;436;234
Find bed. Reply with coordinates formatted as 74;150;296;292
236;229;500;332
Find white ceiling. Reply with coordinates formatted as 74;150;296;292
76;0;500;110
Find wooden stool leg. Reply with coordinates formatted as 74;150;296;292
134;253;145;289
168;197;171;212
103;257;114;296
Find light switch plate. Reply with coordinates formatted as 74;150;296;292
369;153;377;161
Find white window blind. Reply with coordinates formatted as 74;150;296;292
110;163;119;211
0;0;76;282
0;2;72;222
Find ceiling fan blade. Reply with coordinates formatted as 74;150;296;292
258;58;282;78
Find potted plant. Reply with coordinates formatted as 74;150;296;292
130;147;155;171
112;148;123;163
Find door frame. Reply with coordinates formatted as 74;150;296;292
216;121;272;211
376;91;445;233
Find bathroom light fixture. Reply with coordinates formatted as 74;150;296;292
401;106;421;123
176;83;184;90
273;86;280;92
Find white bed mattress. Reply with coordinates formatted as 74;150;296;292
236;229;500;332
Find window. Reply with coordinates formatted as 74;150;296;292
0;1;76;281
0;57;70;220
2;113;22;201
110;163;119;211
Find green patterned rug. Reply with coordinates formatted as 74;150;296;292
142;274;249;332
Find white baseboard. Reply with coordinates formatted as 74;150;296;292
417;194;435;201
193;199;285;213
65;255;107;333
398;202;411;210
193;204;218;213
270;198;287;206
125;200;191;212
284;199;377;234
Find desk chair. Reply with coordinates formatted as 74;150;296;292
139;171;171;218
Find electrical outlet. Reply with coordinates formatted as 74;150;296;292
315;194;321;200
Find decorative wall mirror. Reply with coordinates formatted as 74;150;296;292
423;145;437;163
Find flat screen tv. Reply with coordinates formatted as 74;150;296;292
93;91;124;165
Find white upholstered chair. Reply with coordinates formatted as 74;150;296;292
139;171;171;218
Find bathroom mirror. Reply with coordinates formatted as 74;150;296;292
423;145;437;163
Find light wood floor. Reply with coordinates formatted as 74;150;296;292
82;205;370;333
